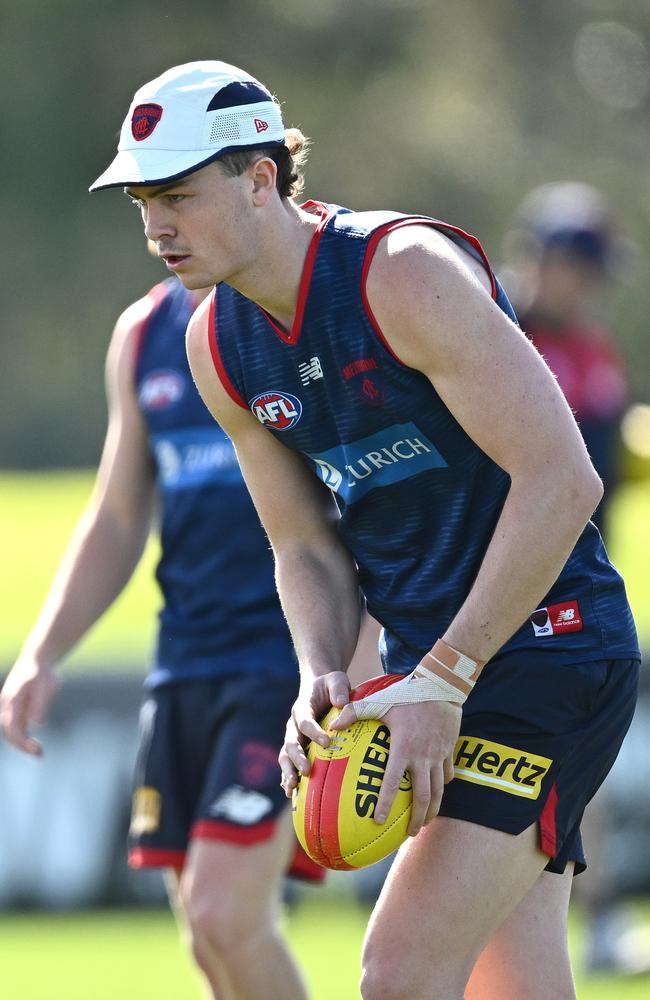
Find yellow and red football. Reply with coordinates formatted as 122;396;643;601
292;674;412;871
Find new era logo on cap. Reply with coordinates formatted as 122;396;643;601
90;60;286;191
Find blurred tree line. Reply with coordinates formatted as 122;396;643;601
3;0;649;467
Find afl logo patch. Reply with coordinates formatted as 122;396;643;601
131;103;163;141
139;370;185;411
250;390;302;431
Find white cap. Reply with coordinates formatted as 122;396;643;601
90;60;286;191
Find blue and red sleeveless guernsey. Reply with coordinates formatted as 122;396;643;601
134;278;295;688
209;204;639;673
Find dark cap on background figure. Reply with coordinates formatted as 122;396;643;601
508;182;629;279
90;61;286;192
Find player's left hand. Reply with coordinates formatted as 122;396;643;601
279;670;351;797
331;698;462;836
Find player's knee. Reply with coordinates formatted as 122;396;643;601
360;944;420;1000
181;881;271;959
360;935;469;1000
360;963;422;1000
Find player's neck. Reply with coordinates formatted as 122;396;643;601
227;201;321;333
187;286;213;310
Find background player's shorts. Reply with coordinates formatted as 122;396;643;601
438;652;640;874
127;671;323;878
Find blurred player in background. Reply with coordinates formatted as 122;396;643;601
502;182;631;542
0;275;321;999
502;183;647;976
91;62;640;999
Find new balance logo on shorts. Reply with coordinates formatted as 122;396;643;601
453;737;552;799
530;600;583;637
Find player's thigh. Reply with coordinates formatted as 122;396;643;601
181;807;295;923
363;816;549;979
466;866;575;1000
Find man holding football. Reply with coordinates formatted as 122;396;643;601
90;60;640;1000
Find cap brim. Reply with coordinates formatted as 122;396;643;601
89;139;286;192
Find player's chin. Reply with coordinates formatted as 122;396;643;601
175;270;205;290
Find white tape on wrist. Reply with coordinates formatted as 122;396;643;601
352;640;484;720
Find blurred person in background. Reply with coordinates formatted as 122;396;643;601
0;274;324;1000
502;182;647;976
502;182;631;543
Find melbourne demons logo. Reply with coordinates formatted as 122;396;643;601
131;103;163;141
250;390;302;430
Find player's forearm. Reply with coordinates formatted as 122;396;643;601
21;508;150;669
274;542;361;680
443;466;603;663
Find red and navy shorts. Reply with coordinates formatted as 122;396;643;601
438;652;640;874
127;671;324;882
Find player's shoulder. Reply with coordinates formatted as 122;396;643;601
185;288;213;358
107;282;171;362
367;220;492;305
114;281;171;337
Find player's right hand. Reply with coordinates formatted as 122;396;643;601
278;670;350;797
0;656;60;756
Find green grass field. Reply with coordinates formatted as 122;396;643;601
1;896;649;999
1;469;649;671
0;471;161;671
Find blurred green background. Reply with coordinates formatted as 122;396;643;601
3;0;650;469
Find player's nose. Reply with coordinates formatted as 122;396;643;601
143;204;176;242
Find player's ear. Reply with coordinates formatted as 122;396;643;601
250;156;277;206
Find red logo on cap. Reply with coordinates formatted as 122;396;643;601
131;103;163;141
254;118;269;133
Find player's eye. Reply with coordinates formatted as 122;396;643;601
166;194;186;204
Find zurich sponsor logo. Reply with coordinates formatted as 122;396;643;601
250;390;302;431
153;428;241;490
139;370;185;411
307;422;447;503
313;459;343;492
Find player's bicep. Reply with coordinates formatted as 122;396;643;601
423;299;590;478
93;309;156;524
186;296;338;548
367;237;594;480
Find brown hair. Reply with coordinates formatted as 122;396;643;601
218;127;310;199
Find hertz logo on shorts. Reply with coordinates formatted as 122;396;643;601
453;737;552;799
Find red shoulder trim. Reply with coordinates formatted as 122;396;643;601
361;217;498;365
207;286;248;409
131;281;170;375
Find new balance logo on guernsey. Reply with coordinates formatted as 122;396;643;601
298;357;324;385
530;600;583;637
307;422;447;503
453;737;552;799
